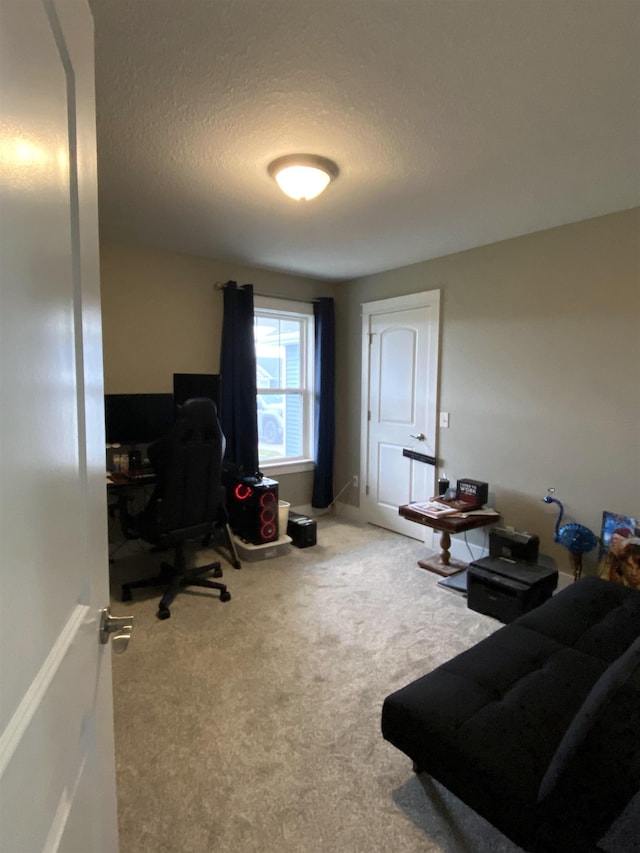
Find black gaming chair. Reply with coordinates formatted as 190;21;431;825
121;397;232;619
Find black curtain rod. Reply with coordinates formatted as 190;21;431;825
214;281;321;304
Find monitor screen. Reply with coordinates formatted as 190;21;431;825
173;373;220;411
104;394;175;445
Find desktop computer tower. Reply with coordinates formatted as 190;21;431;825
227;476;279;545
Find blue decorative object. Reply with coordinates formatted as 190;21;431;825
542;488;599;581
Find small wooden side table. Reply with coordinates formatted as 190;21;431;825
398;505;498;576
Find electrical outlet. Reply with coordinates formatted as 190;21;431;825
352;474;359;489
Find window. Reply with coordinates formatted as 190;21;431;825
254;297;315;474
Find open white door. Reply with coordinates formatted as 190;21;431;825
0;2;122;850
361;291;440;541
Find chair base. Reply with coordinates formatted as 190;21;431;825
122;548;230;619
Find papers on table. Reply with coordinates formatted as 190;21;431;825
407;500;500;520
407;501;461;518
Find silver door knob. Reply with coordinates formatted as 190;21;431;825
410;433;426;441
99;608;133;654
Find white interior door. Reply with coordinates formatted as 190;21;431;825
361;291;440;541
0;2;120;850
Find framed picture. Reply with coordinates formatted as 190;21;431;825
597;511;640;589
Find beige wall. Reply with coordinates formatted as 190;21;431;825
99;240;335;505
100;211;640;573
335;208;640;573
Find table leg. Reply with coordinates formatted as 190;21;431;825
570;552;582;583
418;529;468;576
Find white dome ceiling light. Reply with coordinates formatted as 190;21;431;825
268;154;339;201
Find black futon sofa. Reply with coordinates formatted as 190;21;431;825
382;577;640;852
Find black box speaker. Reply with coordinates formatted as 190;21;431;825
489;527;539;563
227;476;279;544
287;511;317;548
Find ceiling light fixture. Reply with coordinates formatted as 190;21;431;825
268;154;339;201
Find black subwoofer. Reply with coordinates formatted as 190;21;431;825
287;511;317;548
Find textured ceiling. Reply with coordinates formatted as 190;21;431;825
90;0;640;281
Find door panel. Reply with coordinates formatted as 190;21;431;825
378;326;416;423
377;443;412;507
361;292;440;540
0;2;119;850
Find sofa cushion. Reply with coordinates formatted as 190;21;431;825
381;579;640;851
533;636;640;850
537;635;640;802
381;623;608;847
517;576;640;664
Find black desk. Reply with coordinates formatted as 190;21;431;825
107;470;155;486
107;471;155;512
107;472;241;569
106;472;155;560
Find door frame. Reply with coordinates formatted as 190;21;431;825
360;290;441;541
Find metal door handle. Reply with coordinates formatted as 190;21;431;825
99;608;133;654
410;433;426;441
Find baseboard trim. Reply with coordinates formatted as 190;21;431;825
448;536;489;564
293;503;364;523
294;503;573;590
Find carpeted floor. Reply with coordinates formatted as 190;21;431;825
109;515;524;853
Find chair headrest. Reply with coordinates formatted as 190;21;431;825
178;397;219;430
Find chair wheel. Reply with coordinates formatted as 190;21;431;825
122;587;132;602
220;591;231;603
213;566;223;578
158;606;171;619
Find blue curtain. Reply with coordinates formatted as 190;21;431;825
312;297;336;508
219;281;260;477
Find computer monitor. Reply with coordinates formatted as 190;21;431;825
173;373;220;412
104;393;175;446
